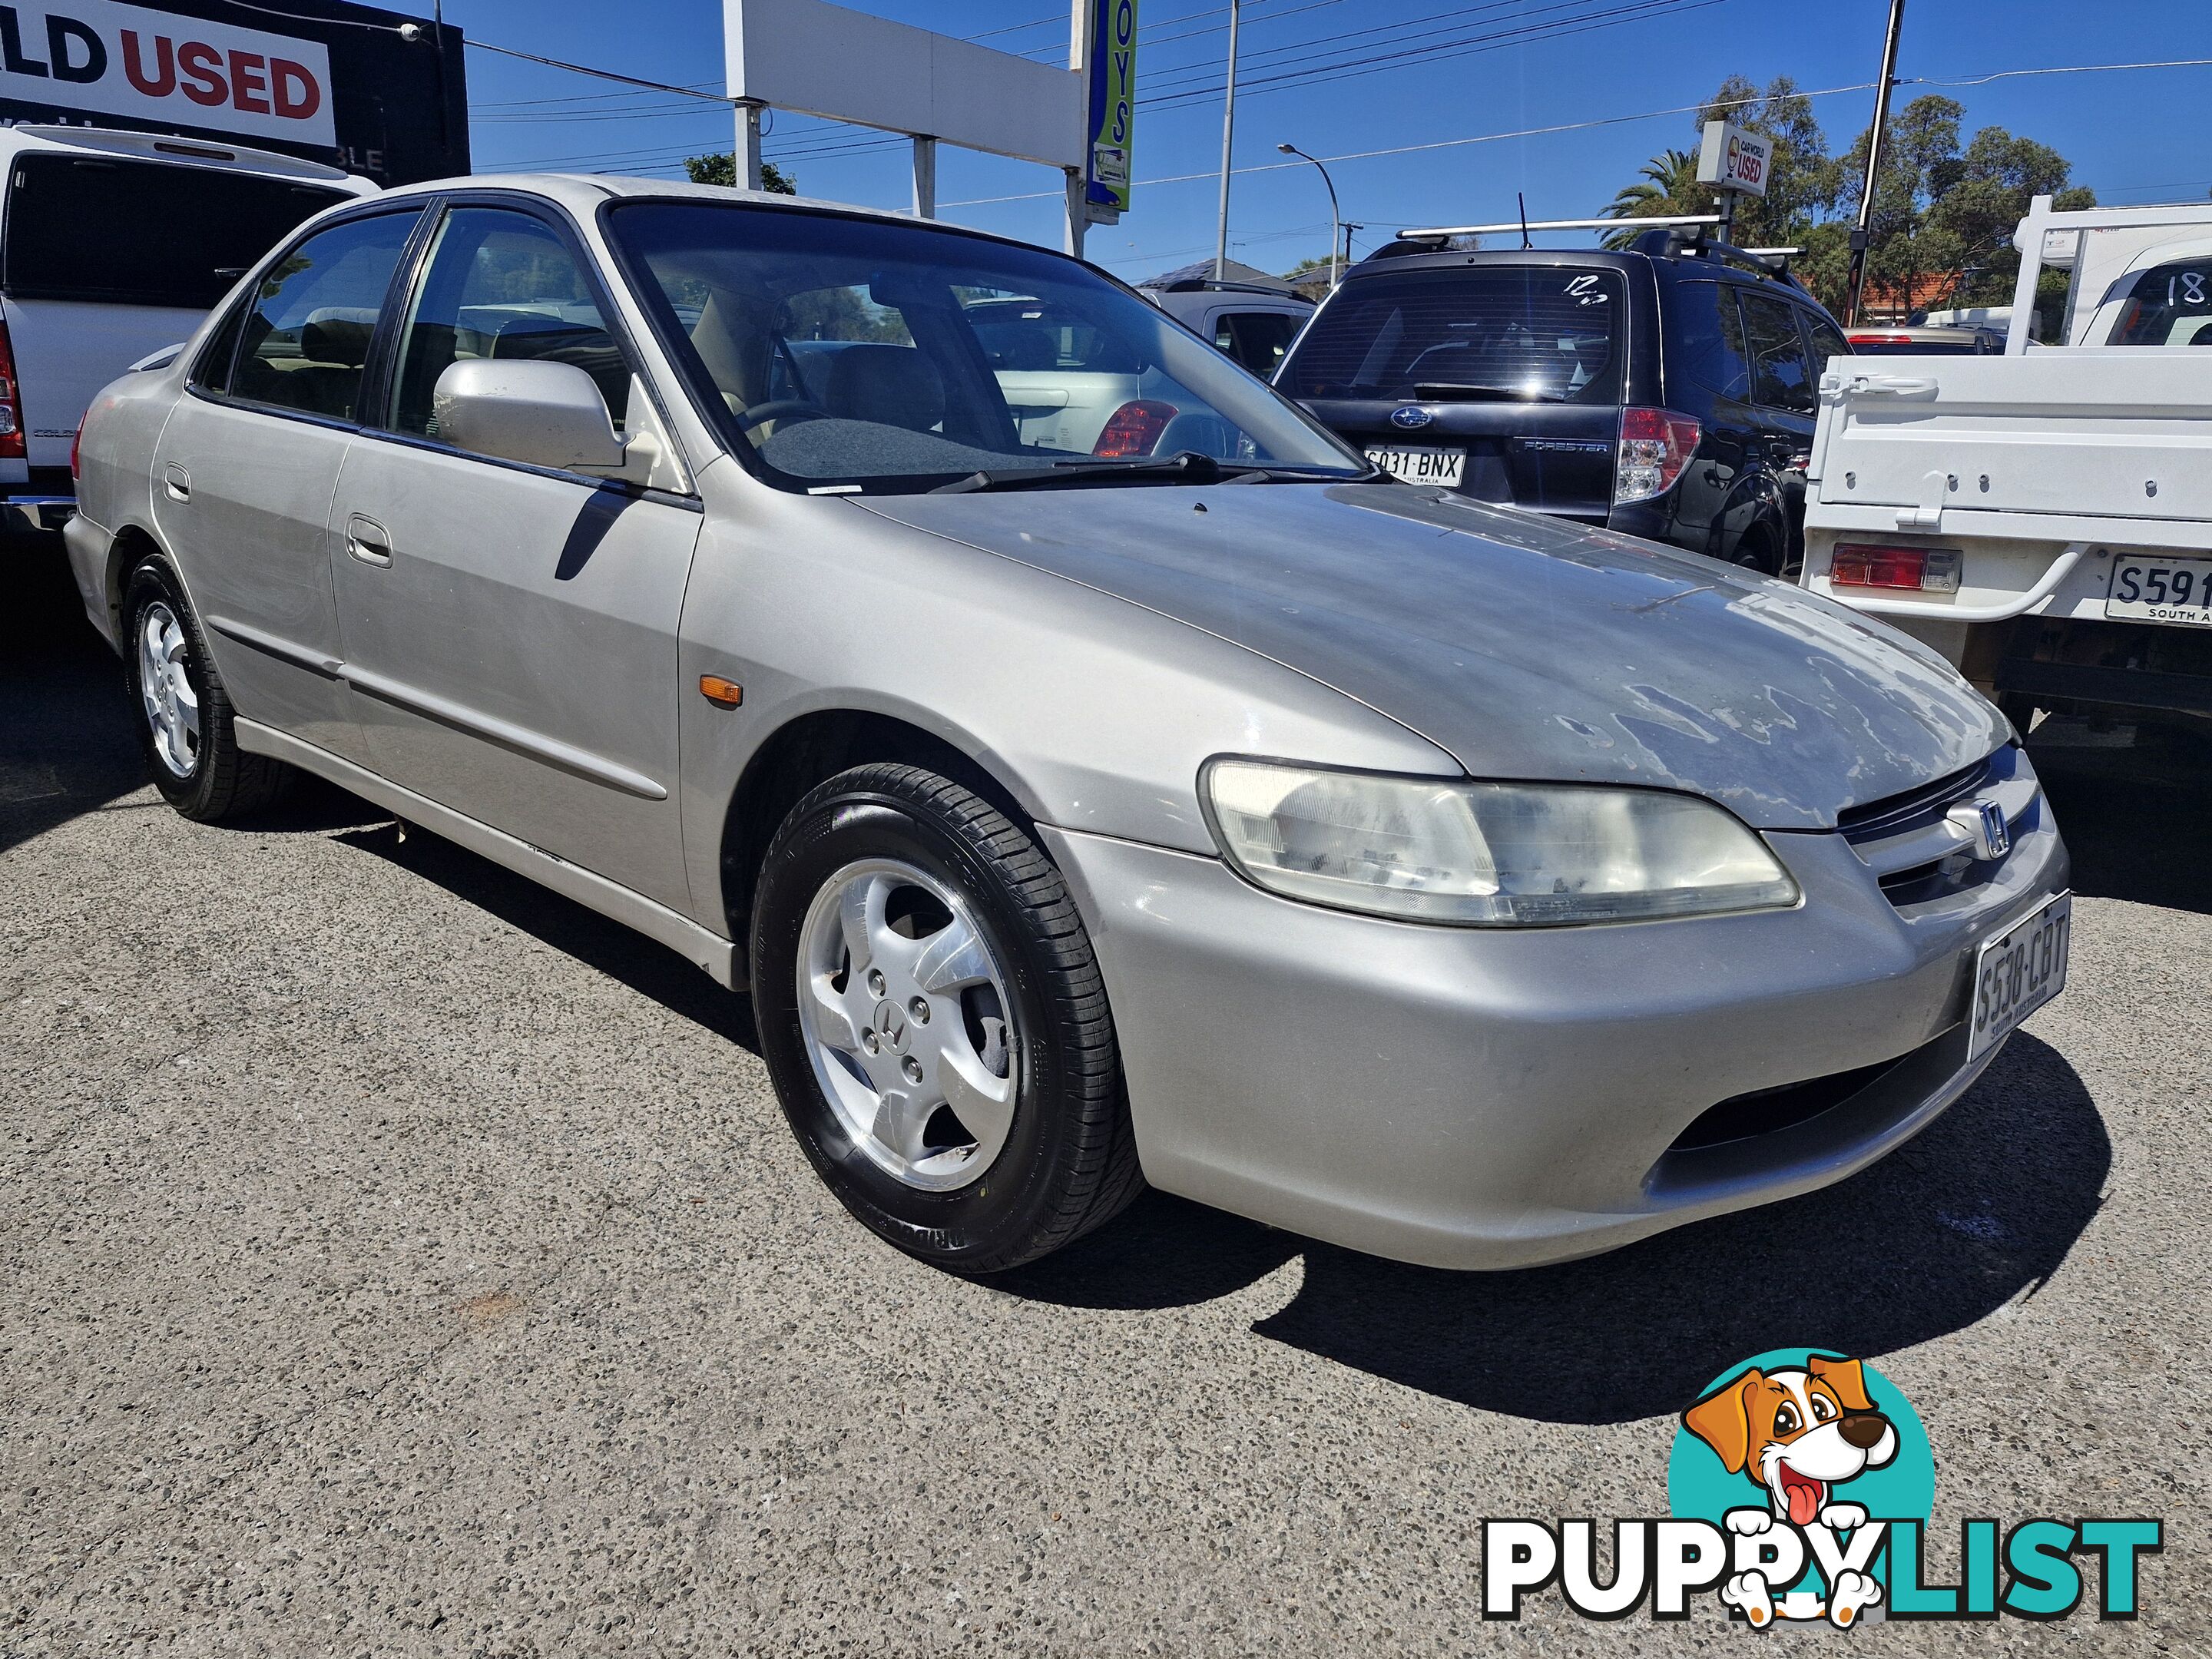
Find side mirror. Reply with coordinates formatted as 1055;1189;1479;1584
432;359;629;475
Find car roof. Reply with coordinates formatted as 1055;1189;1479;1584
0;122;373;190
1341;240;1829;308
369;172;1048;257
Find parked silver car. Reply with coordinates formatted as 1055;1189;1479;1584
66;177;2071;1274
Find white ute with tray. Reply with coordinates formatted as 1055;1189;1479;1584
1800;194;2212;743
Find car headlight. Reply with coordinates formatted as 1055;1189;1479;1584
1202;760;1800;926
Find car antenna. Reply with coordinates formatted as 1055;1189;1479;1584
1517;191;1531;250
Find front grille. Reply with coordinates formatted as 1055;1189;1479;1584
1836;751;1998;843
1669;1055;1909;1151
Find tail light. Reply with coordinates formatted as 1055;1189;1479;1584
71;416;84;483
1830;543;1962;592
0;320;24;461
1849;333;1915;347
1614;407;1700;504
1094;399;1177;459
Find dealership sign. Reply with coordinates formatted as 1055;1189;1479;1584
1696;118;1771;198
1085;0;1136;220
0;1;334;147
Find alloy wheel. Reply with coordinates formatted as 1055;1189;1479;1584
136;601;200;779
795;857;1018;1192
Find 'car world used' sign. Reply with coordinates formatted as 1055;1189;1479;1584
1696;118;1771;198
0;0;335;147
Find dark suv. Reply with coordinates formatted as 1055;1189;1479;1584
1274;230;1853;577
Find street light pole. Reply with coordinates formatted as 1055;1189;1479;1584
1277;143;1341;286
1845;0;1907;326
1213;0;1241;282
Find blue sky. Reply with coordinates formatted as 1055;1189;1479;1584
444;0;2212;281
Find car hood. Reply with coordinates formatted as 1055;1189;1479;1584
857;482;2010;831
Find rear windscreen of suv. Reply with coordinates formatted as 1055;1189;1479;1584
1280;267;1627;405
3;154;350;308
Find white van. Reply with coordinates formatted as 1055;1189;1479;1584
0;124;374;531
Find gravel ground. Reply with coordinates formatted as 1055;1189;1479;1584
4;547;2207;1655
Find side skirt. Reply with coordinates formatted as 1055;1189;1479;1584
235;717;741;990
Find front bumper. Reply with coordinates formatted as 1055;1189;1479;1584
1041;780;2068;1271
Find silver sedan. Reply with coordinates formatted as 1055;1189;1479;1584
65;175;2071;1273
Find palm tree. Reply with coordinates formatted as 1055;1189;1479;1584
1601;147;1706;248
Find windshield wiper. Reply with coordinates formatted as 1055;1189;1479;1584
931;450;1228;494
931;452;1370;495
1406;382;1565;404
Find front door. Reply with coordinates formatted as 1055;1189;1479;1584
328;203;699;911
151;207;424;759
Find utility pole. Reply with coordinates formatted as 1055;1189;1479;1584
1845;0;1906;326
1213;0;1241;282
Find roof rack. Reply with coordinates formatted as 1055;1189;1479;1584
1625;225;1806;286
1141;276;1311;300
1393;214;1721;240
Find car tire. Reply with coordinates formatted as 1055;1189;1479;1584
1730;522;1785;578
122;556;295;822
751;763;1142;1273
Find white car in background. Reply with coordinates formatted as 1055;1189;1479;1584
0;124;373;534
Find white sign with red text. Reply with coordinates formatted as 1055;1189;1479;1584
0;1;334;147
1696;119;1771;198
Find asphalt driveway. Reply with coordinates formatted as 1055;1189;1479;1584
4;548;2206;1654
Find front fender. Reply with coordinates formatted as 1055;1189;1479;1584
672;488;1459;932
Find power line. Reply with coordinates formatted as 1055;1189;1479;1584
1143;0;1725;112
944;52;2212;209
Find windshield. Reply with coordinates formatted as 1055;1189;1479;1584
1280;265;1628;404
607;202;1364;492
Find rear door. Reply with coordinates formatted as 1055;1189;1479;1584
1738;289;1819;475
151;207;424;760
1278;263;1625;521
1;151;351;478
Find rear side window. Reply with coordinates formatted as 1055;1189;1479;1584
1212;310;1303;379
1805;315;1852;374
2111;258;2212;345
224;211;420;421
1669;280;1751;400
4;154;349;309
1740;291;1816;412
1280;267;1627;405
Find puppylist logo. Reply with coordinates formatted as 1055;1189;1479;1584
1482;1349;2163;1627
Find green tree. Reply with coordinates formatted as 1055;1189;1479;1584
684;153;797;193
1600;146;1704;247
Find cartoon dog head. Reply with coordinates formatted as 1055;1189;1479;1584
1683;1355;1898;1528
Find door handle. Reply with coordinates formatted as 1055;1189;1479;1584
162;463;190;502
346;513;392;567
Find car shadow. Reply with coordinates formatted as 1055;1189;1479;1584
2028;727;2212;916
0;539;146;855
995;1033;2106;1425
331;821;760;1053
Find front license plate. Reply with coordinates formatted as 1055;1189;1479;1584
1364;443;1465;487
1968;890;2071;1062
2106;555;2212;627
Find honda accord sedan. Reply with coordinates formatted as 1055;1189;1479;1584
65;176;2071;1274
